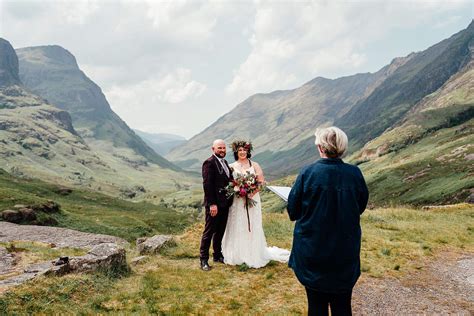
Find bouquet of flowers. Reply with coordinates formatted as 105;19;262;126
225;171;264;232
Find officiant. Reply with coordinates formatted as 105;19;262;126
287;126;369;316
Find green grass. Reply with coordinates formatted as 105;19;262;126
1;204;472;314
0;168;197;241
358;119;473;206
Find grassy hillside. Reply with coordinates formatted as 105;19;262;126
0;168;198;241
358;119;473;205
351;58;474;206
0;89;199;197
0;203;472;314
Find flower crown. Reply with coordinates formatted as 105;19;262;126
231;140;253;153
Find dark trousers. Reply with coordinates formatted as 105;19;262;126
305;287;352;316
199;206;229;260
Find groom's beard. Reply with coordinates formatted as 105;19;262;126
215;152;226;158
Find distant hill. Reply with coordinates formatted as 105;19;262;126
16;45;178;171
167;21;474;183
133;130;186;155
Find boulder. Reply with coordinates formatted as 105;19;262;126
32;200;60;213
0;246;15;274
136;235;174;255
69;243;127;273
1;210;22;223
18;208;36;221
131;255;149;265
53;187;73;196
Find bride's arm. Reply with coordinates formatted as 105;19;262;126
253;162;265;185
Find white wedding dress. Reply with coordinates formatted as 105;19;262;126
222;162;290;268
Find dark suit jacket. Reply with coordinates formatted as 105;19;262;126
287;158;369;293
202;155;233;209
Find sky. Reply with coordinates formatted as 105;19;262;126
0;0;472;139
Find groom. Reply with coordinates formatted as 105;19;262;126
199;139;234;271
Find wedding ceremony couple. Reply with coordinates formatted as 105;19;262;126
199;126;369;316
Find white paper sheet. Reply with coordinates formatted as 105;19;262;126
266;186;292;202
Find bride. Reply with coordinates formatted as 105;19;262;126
222;140;290;268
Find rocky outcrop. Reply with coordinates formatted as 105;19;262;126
137;235;175;255
1;201;61;225
0;225;130;291
0;222;127;248
0;246;16;275
0;243;127;290
0;38;21;86
68;243;127;273
1;210;22;223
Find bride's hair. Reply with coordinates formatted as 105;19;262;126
231;140;253;161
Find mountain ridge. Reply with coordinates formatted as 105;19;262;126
16;45;180;171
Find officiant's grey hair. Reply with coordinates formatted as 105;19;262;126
314;126;348;158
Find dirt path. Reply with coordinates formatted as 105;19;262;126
353;251;474;315
0;222;128;249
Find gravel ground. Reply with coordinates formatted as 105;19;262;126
353;251;474;315
0;222;128;249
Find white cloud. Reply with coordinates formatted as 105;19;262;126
1;0;472;137
226;0;473;99
106;67;206;109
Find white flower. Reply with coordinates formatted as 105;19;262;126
234;186;240;192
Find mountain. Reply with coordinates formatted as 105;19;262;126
0;39;107;186
0;39;21;87
352;53;474;205
133;130;186;155
16;45;178;171
167;57;410;173
336;21;474;148
0;39;197;195
168;21;474;181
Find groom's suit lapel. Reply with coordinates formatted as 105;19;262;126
213;155;231;179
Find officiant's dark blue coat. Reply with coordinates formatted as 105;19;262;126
287;158;369;293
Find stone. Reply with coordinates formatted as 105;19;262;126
32;200;60;213
18;208;37;221
69;243;127;273
13;204;27;209
136;235;174;255
53;187;73;196
131;255;149;265
0;246;16;275
1;210;22;223
0;221;127;248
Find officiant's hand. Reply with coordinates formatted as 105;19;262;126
210;205;218;217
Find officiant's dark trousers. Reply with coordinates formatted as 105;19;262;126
305;287;352;316
200;206;229;260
